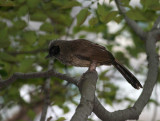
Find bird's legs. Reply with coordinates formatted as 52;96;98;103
89;61;97;71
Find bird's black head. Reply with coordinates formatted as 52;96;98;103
46;45;60;59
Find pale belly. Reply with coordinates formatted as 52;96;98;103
57;56;91;67
56;55;107;67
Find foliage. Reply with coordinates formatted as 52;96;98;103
0;0;159;120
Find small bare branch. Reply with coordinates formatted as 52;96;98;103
40;60;53;121
0;69;78;89
40;78;50;121
152;16;160;30
150;16;160;42
7;48;47;56
115;0;147;40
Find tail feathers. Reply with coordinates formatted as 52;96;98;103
112;60;143;89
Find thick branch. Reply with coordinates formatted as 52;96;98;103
93;31;159;121
71;71;98;121
93;97;140;121
115;0;146;40
134;32;159;110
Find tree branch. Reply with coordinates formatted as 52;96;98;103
152;15;160;30
115;0;147;40
93;30;159;121
0;69;78;89
93;97;140;121
40;60;53;121
7;48;47;56
92;3;159;119
134;32;159;110
151;16;160;42
71;71;98;121
40;78;50;121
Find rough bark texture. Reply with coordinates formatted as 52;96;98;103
71;71;98;121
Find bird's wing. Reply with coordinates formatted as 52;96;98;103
70;39;114;63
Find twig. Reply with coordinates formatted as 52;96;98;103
151;16;160;42
40;60;53;121
152;16;160;30
114;0;146;40
40;78;50;121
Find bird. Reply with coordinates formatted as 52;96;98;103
46;39;142;89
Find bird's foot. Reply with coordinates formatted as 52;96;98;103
89;62;97;71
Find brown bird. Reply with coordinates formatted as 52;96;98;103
46;39;142;89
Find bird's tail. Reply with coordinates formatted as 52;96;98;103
112;59;142;89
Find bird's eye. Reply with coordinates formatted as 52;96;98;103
49;46;60;56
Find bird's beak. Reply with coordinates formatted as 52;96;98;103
45;54;51;59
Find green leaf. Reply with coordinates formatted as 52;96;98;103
19;59;34;72
27;0;40;8
114;16;123;23
30;12;47;21
0;27;7;40
109;0;114;3
141;0;152;10
141;0;160;11
0;53;17;62
38;34;59;44
0;21;6;29
14;20;27;30
149;99;159;105
17;6;28;16
52;0;65;6
77;9;90;26
0;63;5;67
0;69;8;77
27;109;36;120
0;11;15;19
124;97;135;103
40;22;54;32
17;0;25;4
56;117;66;121
97;4;109;16
0;28;10;48
101;11;118;23
99;70;109;81
89;17;98;26
47;12;72;26
0;0;15;6
114;51;129;65
60;1;81;9
23;31;37;44
126;9;147;21
63;106;69;113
